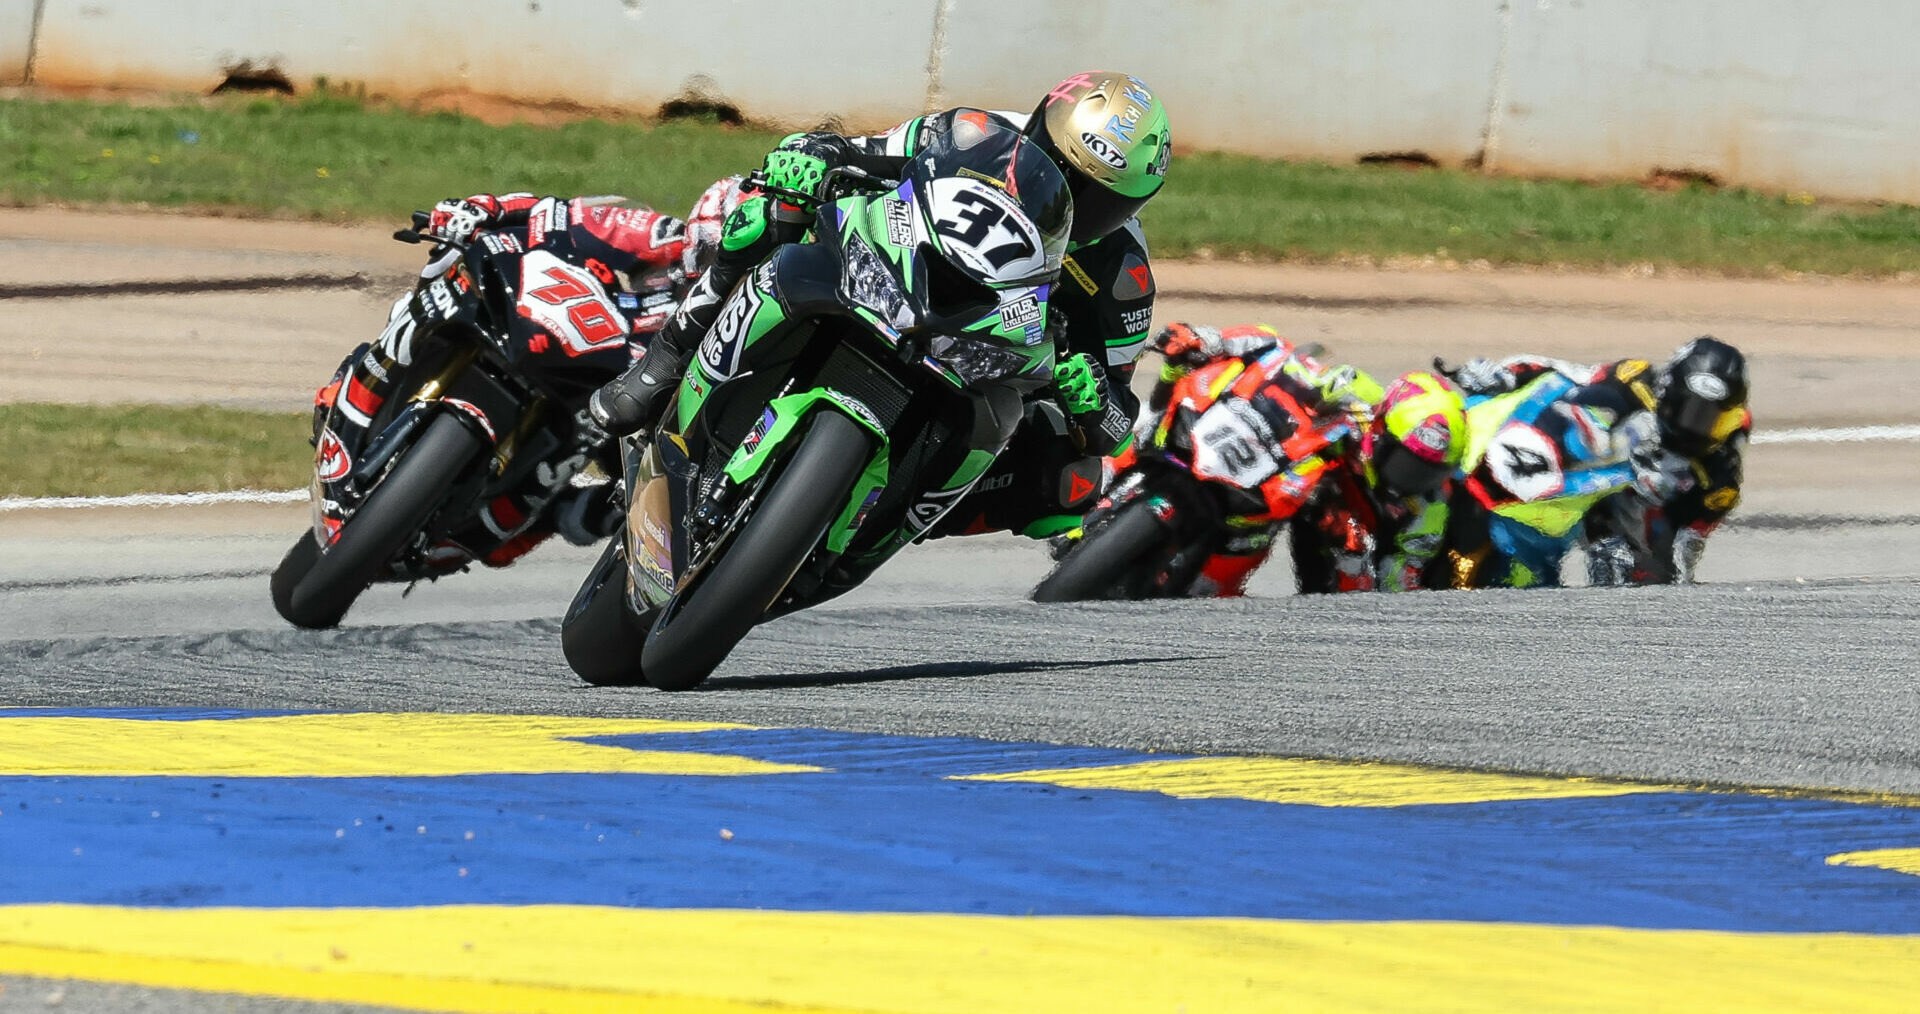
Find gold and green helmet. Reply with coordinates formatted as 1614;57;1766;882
1024;71;1171;243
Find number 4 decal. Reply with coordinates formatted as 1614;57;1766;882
518;252;627;356
1487;423;1565;502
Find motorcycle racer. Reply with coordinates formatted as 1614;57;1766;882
312;192;688;562
589;71;1172;542
1074;322;1465;596
1136;322;1468;594
1288;370;1469;593
1442;337;1749;585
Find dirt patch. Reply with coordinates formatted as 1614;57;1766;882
1644;167;1723;192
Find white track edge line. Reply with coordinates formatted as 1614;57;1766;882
0;489;307;512
1750;424;1920;445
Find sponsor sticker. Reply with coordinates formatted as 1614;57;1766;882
1062;255;1099;295
1080;132;1129;171
480;233;524;255
698;278;763;378
1686;373;1730;400
999;292;1043;330
904;482;974;535
315;429;350;482
427;278;458;318
883;197;914;247
1112;254;1154;300
741;407;777;456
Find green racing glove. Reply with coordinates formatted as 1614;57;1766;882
1054;352;1104;416
1054;353;1133;456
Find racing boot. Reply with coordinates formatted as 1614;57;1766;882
587;191;788;437
587;329;693;437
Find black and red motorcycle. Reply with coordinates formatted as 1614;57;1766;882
270;211;683;629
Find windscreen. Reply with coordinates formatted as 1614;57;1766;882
912;111;1072;288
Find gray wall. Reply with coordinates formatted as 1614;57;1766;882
0;0;37;85
18;0;1920;202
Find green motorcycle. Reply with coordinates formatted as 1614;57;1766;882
562;117;1072;690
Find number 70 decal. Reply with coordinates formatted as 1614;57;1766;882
518;251;627;356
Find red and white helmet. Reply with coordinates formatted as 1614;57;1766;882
682;174;747;278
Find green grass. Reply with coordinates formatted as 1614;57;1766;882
0;404;310;498
0;91;782;226
4;92;1920;275
1150;152;1920;275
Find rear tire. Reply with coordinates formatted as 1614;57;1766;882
1032;498;1170;602
562;539;655;686
640;411;872;691
272;412;484;629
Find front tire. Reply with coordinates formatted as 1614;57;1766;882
1032;498;1171;602
272;411;484;629
640;411;872;691
562;539;655;686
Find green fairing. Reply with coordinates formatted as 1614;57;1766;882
674;274;787;431
721;390;891;555
836;189;1055;382
872;447;998;553
1019;514;1083;539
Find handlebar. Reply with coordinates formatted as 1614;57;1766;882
745;165;897;211
393;210;469;256
391;210;432;244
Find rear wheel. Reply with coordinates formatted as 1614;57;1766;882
271;412;484;629
641;411;872;691
562;539;656;686
1032;498;1172;602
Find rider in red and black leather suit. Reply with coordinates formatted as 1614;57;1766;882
313;192;687;566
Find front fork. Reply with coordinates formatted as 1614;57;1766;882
310;346;484;545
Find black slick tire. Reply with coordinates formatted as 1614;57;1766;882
561;539;655;686
640;411;871;691
272;411;483;629
1031;498;1169;603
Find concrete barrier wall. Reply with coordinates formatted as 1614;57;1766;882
1492;0;1920;203
20;0;1920;203
1;0;37;85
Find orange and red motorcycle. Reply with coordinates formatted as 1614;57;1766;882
1033;344;1351;601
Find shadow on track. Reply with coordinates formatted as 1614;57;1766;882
695;655;1217;692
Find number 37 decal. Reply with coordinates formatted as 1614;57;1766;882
925;179;1046;281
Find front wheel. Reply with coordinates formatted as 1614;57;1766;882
640;411;872;691
561;539;655;686
1032;497;1173;602
271;411;484;629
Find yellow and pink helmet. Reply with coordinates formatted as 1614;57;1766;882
1362;371;1468;496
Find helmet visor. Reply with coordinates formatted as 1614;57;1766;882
1375;440;1453;497
1661;396;1734;456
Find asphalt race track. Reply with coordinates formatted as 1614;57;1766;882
3;211;1919;1011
